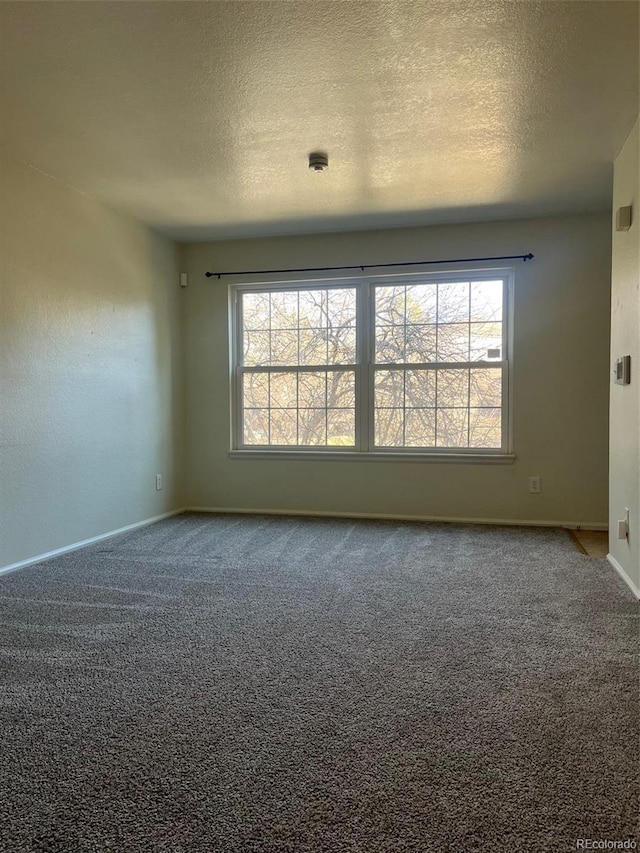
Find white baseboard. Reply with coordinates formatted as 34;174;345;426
606;553;640;599
0;509;184;576
184;506;608;531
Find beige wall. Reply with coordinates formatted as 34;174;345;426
183;214;611;526
609;117;640;592
0;161;615;570
0;154;183;569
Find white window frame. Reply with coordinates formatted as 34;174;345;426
229;268;515;463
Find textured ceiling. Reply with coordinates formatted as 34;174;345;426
0;1;638;240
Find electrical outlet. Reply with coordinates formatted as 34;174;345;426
156;474;163;491
529;476;541;494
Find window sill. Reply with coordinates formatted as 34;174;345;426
228;450;516;464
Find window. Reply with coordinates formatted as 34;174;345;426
231;271;512;458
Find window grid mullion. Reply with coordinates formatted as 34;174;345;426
324;290;329;367
296;291;300;445
434;285;439;445
467;284;472;447
402;359;407;448
402;286;407;447
373;361;503;370
267;370;271;445
295;372;299;446
325;371;328;446
296;291;300;365
235;276;509;452
241;364;356;374
268;294;272;366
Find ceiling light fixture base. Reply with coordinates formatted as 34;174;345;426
308;152;329;172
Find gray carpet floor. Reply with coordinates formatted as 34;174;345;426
0;513;638;852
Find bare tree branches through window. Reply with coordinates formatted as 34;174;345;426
234;275;509;454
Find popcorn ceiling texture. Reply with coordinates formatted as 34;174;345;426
0;1;638;240
0;513;638;851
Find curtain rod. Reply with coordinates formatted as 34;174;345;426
204;253;534;279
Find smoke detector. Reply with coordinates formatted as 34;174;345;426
308;152;329;172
